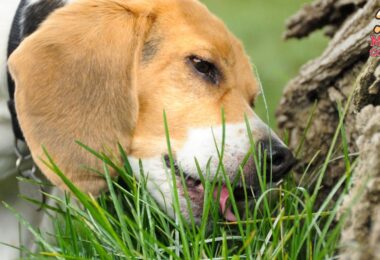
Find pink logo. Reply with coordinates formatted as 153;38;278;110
370;10;380;57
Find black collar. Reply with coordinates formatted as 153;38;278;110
7;0;66;142
7;0;27;141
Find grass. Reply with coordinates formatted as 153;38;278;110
4;99;359;259
2;1;352;259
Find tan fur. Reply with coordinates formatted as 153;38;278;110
8;0;259;194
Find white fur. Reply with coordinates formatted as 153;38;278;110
177;115;280;180
128;157;183;219
129;115;283;222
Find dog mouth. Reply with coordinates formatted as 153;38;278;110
164;155;256;222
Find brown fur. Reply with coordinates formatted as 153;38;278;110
8;0;259;195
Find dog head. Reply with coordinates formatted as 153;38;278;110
8;0;295;222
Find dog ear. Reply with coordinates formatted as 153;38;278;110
8;0;155;195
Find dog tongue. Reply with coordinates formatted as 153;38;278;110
214;184;237;222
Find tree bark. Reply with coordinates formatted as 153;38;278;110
339;105;380;259
277;0;380;258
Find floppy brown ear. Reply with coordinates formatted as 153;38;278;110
8;0;155;195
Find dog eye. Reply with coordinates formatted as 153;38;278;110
188;56;220;84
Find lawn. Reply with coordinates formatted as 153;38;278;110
10;113;354;259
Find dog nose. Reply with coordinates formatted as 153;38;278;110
259;139;296;182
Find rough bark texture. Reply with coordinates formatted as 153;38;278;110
277;0;380;258
339;105;380;259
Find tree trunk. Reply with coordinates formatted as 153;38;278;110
276;0;380;258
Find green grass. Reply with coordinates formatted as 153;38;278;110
3;2;351;259
4;102;359;259
201;0;328;128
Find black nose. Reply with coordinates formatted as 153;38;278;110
259;140;296;182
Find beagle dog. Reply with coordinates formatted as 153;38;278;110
0;0;295;257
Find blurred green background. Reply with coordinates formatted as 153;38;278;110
201;0;328;128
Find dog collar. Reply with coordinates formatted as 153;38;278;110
6;0;44;185
7;0;65;180
7;0;26;142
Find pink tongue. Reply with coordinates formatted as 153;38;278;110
214;185;237;222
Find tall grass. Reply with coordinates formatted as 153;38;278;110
3;101;359;259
